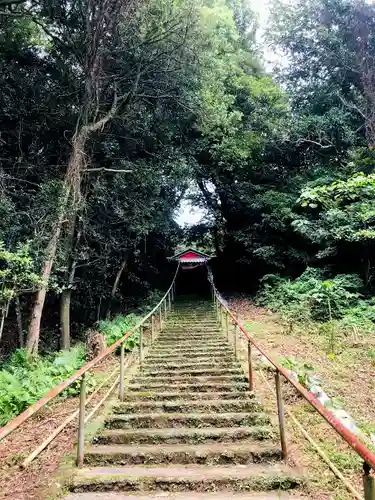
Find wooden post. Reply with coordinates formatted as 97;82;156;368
159;307;163;332
77;373;86;467
168;292;171;311
225;313;229;341
119;343;125;401
164;298;167;318
275;371;287;459
248;340;254;391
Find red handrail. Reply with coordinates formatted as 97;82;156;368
213;287;375;470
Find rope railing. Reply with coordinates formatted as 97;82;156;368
0;263;180;467
208;275;375;499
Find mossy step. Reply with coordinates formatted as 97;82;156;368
159;329;221;334
121;391;254;402
139;368;243;378
127;382;249;392
112;398;260;415
94;426;274;445
154;341;226;349
65;491;305;499
70;464;303;493
134;375;247;385
84;441;281;466
147;352;234;360
158;330;224;343
104;411;270;429
150;341;233;356
140;362;237;372
144;355;236;365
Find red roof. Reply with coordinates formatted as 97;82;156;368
170;248;212;262
179;251;202;260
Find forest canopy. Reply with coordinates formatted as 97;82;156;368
1;0;375;356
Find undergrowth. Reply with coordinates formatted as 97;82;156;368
0;310;141;426
258;268;375;353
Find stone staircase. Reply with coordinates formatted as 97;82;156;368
66;301;304;499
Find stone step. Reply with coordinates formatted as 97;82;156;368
139;367;243;378
66;491;304;499
95;426;275;445
133;375;247;385
150;348;232;357
157;330;224;343
154;341;226;349
112;398;260;415
70;464;302;493
84;441;281;466
159;329;220;334
127;382;250;393
151;344;230;353
104;411;270;429
144;354;236;365
121;391;253;402
140;361;237;372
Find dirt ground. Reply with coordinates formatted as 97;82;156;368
230;298;375;500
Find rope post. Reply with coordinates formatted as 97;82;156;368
248;340;254;391
164;298;167;318
168;291;171;311
77;373;86;467
139;325;144;365
364;463;375;500
119;343;125;402
159;307;163;332
275;371;288;459
151;314;155;343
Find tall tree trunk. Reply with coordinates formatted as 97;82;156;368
60;289;71;349
60;213;80;350
15;297;23;348
106;257;128;319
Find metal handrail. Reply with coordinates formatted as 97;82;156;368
209;278;375;498
0;263;180;454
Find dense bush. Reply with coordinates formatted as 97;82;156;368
98;313;140;349
258;269;375;354
258;268;364;322
0;345;86;426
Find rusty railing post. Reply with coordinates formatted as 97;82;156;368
275;371;288;459
139;325;144;365
77;373;86;467
225;312;229;341
151;314;155;343
248;340;254;391
234;317;238;359
364;463;375;500
119;342;125;401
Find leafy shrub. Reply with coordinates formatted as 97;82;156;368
0;345;86;426
98;313;140;350
258;268;363;322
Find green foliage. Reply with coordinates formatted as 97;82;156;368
279;355;316;386
0;345;86;426
0;241;40;306
259;268;363;322
98;314;140;350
